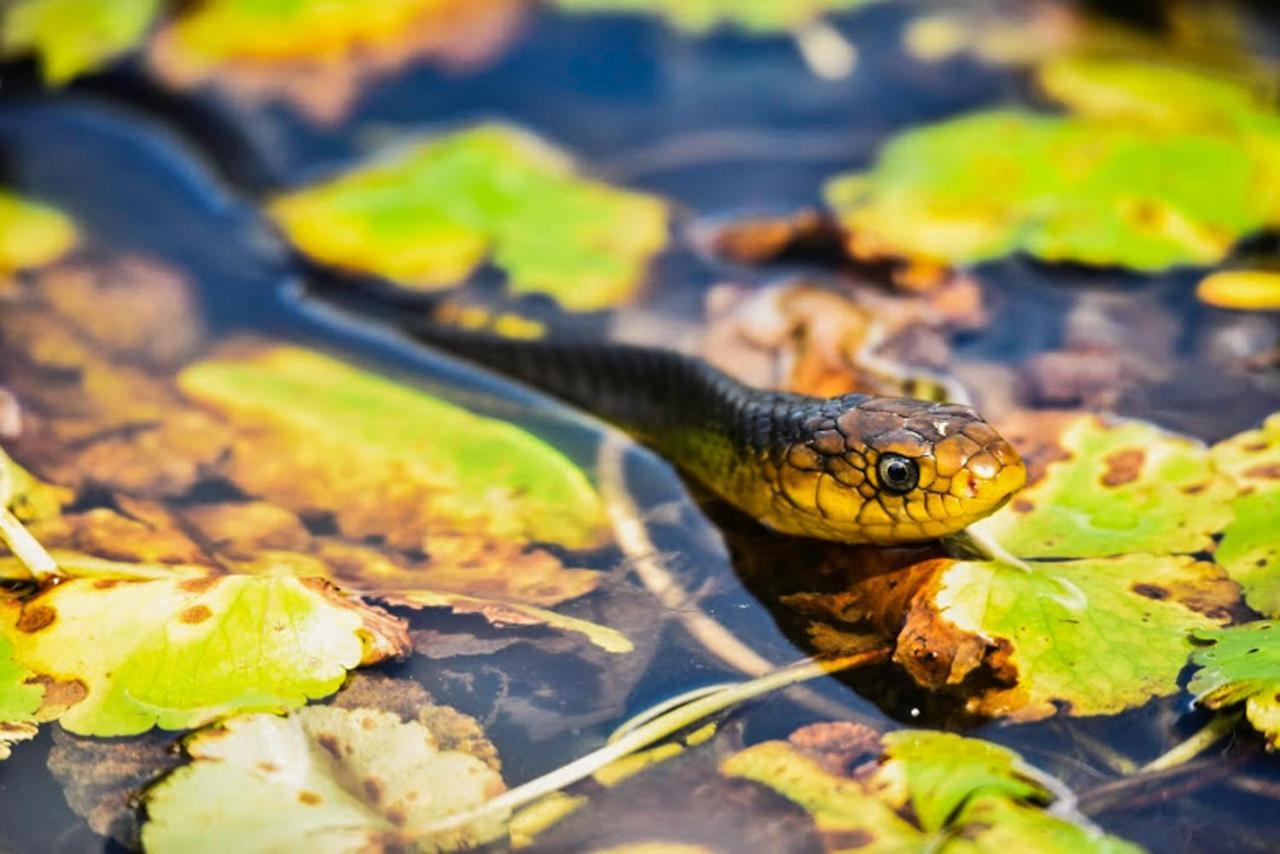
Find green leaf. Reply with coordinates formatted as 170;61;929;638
902;557;1231;720
0;190;77;274
1189;622;1280;749
721;740;925;853
969;414;1234;558
177;344;609;550
0;632;42;725
552;0;875;33
0;575;409;736
877;731;1045;832
268;125;669;310
722;729;1140;853
824;59;1280;272
142;705;507;852
1211;413;1280;616
0;0;161;84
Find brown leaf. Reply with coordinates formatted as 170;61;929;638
48;726;183;849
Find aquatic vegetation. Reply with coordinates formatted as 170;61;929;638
269;125;669;310
0;0;160;83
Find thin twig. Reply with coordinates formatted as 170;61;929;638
1140;711;1242;773
0;449;56;582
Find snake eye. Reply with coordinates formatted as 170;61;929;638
877;454;919;494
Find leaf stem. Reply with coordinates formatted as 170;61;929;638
415;648;890;842
1140;710;1243;773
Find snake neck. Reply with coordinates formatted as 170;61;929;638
409;323;840;511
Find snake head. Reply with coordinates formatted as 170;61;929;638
767;397;1026;544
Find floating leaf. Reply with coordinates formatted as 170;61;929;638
552;0;873;33
0;191;77;276
149;0;525;124
0;0;161;84
142;705;507;852
0;633;42;758
968;413;1234;559
825;58;1280;273
896;556;1231;719
1211;414;1280;616
178;343;608;550
1197;271;1280;310
1189;622;1280;748
722;725;1138;852
0;576;410;736
268;125;668;310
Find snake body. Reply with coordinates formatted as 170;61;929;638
413;324;1026;544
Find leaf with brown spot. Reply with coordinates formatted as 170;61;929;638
142;705;507;852
1211;412;1280;617
0;575;410;735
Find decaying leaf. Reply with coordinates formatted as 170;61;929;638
1210;413;1280;616
0;0;161;83
1189;622;1280;749
0;190;77;277
552;0;873;33
268;124;668;310
48;726;183;847
825;58;1280;275
895;556;1232;719
178;343;608;550
0;575;410;736
141;705;507;852
149;0;525;124
722;724;1139;852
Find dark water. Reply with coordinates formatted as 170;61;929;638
2;2;1280;851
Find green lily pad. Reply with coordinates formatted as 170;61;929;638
0;0;161;84
0;575;410;736
142;705;507;852
0;191;77;275
969;414;1234;559
825;59;1280;272
552;0;874;33
1211;413;1280;617
268;125;669;310
722;727;1139;852
178;343;608;550
1189;622;1280;749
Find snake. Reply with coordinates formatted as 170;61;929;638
412;323;1027;545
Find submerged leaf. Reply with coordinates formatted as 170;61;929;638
268;125;668;310
0;190;77;275
0;0;161;84
142;705;507;852
0;576;410;736
552;0;873;33
968;413;1233;558
1189;622;1280;748
179;344;608;550
825;59;1280;273
1212;414;1280;616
